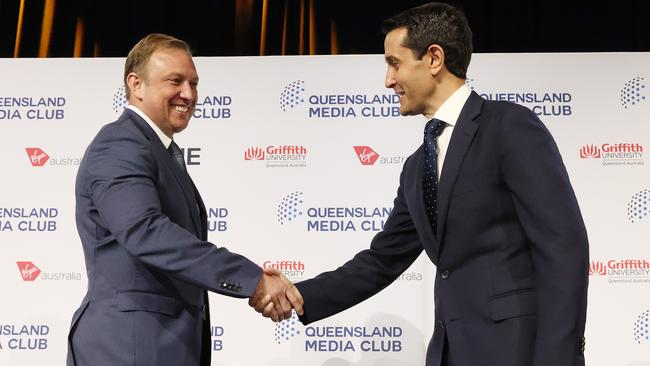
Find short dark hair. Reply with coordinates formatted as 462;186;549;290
382;2;472;79
123;33;192;99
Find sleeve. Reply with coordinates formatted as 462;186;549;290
498;105;589;365
295;159;424;324
84;128;262;298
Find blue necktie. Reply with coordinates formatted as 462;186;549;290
168;141;186;172
423;118;445;235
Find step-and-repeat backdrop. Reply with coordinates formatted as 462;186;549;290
1;53;649;365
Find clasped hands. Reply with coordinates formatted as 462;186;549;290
249;268;304;322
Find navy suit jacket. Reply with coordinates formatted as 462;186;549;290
67;109;262;366
296;92;589;366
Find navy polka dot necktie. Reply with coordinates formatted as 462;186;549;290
423;118;446;235
168;141;187;172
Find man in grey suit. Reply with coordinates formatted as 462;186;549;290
67;34;303;366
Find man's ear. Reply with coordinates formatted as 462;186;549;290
126;72;144;100
426;44;445;76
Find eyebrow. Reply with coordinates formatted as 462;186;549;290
384;56;398;64
166;72;199;82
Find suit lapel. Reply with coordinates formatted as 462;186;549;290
435;92;483;257
190;178;208;240
125;110;203;236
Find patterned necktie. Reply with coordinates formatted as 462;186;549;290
168;141;186;172
423;118;446;235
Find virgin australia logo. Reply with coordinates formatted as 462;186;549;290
25;147;50;166
620;77;646;109
280;80;305;111
354;146;379;165
17;261;41;281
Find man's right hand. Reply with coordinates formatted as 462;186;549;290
249;268;304;322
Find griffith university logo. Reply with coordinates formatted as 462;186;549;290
280;80;306;111
589;259;650;284
262;260;305;281
274;313;302;344
112;85;128;113
244;145;308;168
579;145;600;159
17;261;41;281
25;147;50;166
620;76;646;109
588;261;606;276
628;189;649;223
579;143;644;166
634;309;650;344
244;147;265;160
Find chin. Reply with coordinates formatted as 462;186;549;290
172;123;190;134
399;108;414;116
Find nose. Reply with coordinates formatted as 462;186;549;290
180;81;196;101
385;69;396;89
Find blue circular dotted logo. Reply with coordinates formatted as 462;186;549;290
634;309;649;344
274;312;301;344
620;77;646;109
280;80;305;111
277;192;303;225
627;189;649;223
464;77;476;91
112;85;128;113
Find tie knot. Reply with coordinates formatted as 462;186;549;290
168;141;187;171
168;141;182;156
424;118;445;137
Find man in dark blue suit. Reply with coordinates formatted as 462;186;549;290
289;3;589;365
67;34;302;366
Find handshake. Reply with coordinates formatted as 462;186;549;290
249;268;304;322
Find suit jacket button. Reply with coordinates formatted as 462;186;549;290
440;270;450;280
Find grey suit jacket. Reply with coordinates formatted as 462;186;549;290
296;92;589;366
67;109;262;366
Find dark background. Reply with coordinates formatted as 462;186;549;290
2;0;649;58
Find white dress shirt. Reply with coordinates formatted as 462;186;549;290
430;84;472;179
127;105;173;149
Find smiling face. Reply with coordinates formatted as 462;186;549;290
384;27;437;117
128;47;198;137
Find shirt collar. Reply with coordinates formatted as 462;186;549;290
127;105;173;149
431;83;472;127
